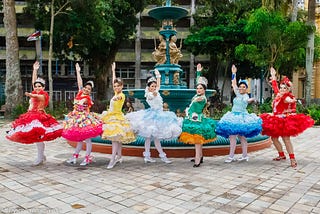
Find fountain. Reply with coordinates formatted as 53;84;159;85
67;0;271;157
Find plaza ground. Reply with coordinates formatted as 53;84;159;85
0;121;319;214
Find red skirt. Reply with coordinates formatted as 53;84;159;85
260;113;314;138
6;110;62;144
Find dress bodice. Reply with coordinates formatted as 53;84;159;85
232;90;249;113
186;94;206;122
145;91;163;110
271;80;296;115
28;90;49;112
74;90;93;112
109;92;125;112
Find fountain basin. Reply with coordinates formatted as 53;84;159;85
124;88;216;112
148;6;188;20
67;135;271;157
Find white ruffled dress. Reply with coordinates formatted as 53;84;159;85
126;89;182;140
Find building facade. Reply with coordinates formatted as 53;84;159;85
0;0;319;105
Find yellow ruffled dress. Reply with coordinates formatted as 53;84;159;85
101;92;136;143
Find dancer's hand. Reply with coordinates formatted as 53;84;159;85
231;64;237;73
33;61;40;71
75;63;81;73
196;63;203;72
154;69;160;77
270;67;277;80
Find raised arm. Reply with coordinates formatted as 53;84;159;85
231;64;238;93
154;69;161;91
32;61;40;86
196;63;203;83
112;62;116;83
75;63;83;90
270;67;279;95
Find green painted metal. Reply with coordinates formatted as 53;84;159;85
91;135;270;147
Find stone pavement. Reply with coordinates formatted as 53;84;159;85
0;121;319;214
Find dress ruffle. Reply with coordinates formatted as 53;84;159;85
216;111;262;138
126;108;182;140
6;110;62;144
179;118;217;145
62;110;102;141
260;113;314;137
101;111;136;144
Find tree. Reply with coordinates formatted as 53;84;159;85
25;0;71;110
26;0;149;100
47;0;70;110
235;8;313;76
184;0;261;101
305;0;316;104
3;0;23;117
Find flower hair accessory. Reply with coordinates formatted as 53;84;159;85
147;77;157;84
34;77;45;85
197;76;208;87
280;76;292;88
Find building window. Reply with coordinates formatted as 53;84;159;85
116;68;135;80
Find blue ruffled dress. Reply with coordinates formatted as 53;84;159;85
126;89;182;140
216;90;262;138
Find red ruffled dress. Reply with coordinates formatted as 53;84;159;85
260;80;314;137
6;90;63;144
62;91;102;142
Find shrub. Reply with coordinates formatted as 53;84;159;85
306;104;320;125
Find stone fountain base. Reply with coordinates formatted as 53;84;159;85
67;135;271;158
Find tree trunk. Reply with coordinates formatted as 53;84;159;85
3;0;23;117
135;12;141;89
94;57;114;101
305;0;315;104
291;0;298;22
47;0;55;111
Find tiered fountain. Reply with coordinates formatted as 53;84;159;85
68;0;271;157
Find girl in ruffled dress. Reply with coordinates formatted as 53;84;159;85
126;69;182;164
216;65;262;163
101;63;136;169
179;63;217;167
6;61;62;166
260;67;314;168
63;63;102;166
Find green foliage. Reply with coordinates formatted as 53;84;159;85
24;0;149;99
185;0;260;57
46;101;69;120
11;102;29;119
314;33;320;61
235;8;313;73
211;104;231;120
306;104;320;125
258;99;273;114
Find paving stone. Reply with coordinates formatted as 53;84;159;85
0;126;319;213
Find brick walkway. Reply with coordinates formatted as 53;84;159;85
0;121;319;214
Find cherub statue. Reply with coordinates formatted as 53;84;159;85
152;35;167;64
169;35;183;64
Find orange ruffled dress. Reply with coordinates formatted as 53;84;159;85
6;90;62;144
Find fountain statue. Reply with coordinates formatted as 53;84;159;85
124;0;216;112
67;0;271;158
